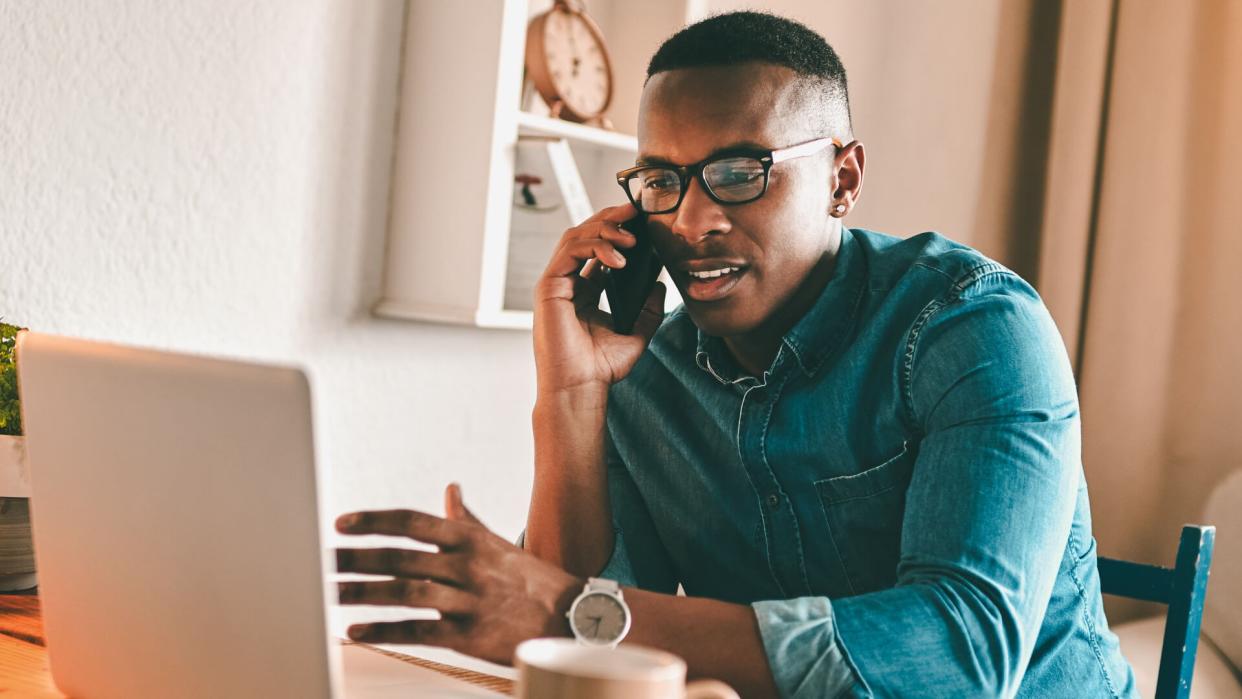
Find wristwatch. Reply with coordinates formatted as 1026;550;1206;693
566;577;631;647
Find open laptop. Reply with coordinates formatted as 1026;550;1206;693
15;331;504;698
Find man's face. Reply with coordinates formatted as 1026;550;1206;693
637;62;838;338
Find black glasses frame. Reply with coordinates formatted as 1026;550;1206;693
615;136;843;214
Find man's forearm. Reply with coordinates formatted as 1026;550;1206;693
526;386;614;577
623;587;780;698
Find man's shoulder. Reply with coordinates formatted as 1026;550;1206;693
852;228;1011;296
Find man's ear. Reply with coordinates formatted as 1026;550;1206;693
830;140;866;216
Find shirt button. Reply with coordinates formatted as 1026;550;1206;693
765;493;780;509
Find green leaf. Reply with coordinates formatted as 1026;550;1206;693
0;320;26;436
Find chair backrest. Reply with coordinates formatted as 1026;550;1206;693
1097;524;1216;699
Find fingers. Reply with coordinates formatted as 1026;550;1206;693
543;208;638;279
566;214;637;252
335;509;469;549
632;281;668;342
577;257;601;280
545;237;632;279
347;619;460;646
572;274;606;312
581;201;637;226
444;483;484;526
337;578;474;615
335;547;462;585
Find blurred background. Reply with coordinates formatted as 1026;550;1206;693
2;0;1239;637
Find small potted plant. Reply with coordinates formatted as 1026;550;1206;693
0;320;35;592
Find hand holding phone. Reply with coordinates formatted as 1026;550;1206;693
536;205;665;395
597;214;664;335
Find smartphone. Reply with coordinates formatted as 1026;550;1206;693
601;213;664;335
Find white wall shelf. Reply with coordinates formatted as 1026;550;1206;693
516;111;638;152
373;0;701;330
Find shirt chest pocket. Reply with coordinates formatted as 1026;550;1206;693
814;441;917;595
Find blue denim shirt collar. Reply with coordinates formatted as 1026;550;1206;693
694;226;868;383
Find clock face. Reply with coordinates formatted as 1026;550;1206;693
541;9;611;118
571;592;628;643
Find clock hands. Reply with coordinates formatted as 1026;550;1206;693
565;15;582;78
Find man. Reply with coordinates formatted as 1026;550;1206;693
335;11;1137;697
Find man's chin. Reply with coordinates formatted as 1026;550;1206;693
683;299;764;339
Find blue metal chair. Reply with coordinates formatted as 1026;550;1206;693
1097;524;1216;699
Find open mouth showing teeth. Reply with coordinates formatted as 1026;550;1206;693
681;265;747;302
687;267;741;279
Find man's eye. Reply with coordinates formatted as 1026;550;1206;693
706;158;764;189
716;169;759;185
642;174;677;190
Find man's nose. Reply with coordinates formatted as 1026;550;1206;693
669;176;729;245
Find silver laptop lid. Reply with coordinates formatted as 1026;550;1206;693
16;331;340;699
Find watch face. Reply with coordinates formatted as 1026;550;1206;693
570;592;628;644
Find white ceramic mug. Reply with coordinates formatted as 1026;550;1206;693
514;638;740;699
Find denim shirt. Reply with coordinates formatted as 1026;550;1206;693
596;228;1137;698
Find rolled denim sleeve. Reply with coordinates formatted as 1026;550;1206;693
753;597;866;697
520;429;679;593
753;271;1081;698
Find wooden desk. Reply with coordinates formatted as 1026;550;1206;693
0;592;514;697
0;592;59;698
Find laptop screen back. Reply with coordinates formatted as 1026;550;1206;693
16;332;339;699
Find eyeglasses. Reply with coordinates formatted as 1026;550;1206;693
616;136;843;214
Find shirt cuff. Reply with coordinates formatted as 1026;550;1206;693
752;597;866;698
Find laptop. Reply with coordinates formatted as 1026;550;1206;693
15;331;504;698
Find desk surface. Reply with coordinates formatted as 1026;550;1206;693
0;592;514;697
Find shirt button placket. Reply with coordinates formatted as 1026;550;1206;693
740;377;807;596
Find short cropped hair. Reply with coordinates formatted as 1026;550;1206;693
646;11;853;140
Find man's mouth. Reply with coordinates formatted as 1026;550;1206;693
687;266;741;280
677;260;750;302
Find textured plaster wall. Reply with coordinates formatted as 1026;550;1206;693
0;0;538;553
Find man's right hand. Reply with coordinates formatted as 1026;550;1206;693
532;202;667;397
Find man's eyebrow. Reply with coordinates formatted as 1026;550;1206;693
636;140;770;166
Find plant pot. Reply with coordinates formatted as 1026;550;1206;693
0;437;35;592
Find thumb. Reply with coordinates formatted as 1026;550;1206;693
632;280;667;343
445;483;483;526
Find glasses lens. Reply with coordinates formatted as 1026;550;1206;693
626;168;681;213
703;157;766;202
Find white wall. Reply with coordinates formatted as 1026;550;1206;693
2;0;1055;566
0;1;538;544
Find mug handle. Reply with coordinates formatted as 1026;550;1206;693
684;679;740;699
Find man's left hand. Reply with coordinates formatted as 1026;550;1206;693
335;484;584;665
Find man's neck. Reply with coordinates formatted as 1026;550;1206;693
722;238;841;377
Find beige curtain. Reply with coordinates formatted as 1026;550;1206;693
1038;0;1242;619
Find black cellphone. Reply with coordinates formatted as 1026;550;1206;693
602;213;664;335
